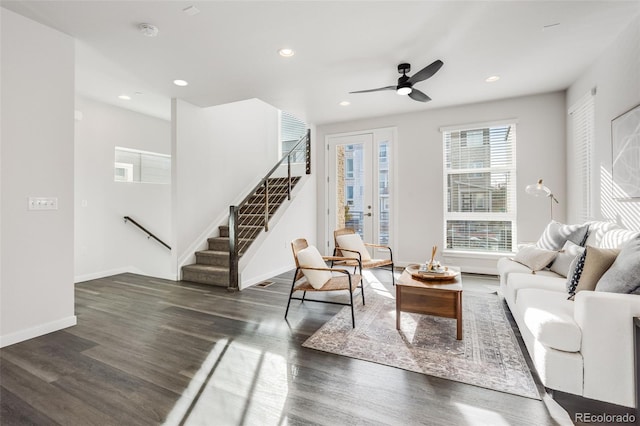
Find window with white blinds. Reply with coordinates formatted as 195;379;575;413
114;147;171;184
280;111;307;163
569;92;594;222
442;122;517;253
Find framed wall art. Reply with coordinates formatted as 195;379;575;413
612;102;640;199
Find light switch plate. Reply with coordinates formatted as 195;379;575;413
28;197;58;210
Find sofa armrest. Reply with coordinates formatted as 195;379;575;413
574;291;640;407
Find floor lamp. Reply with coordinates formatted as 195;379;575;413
525;179;559;220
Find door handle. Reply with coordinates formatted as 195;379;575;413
365;213;372;217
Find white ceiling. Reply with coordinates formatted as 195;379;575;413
3;1;640;125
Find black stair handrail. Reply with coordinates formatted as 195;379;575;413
123;216;171;250
229;130;311;290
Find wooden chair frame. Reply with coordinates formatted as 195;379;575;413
285;238;364;328
333;228;395;286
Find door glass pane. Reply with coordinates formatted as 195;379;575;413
378;141;390;245
336;144;365;238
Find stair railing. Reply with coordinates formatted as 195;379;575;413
229;130;311;290
123;216;171;250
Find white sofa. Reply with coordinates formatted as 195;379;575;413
497;221;640;408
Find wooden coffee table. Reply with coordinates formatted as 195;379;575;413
396;265;463;340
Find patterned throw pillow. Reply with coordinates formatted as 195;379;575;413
566;250;587;297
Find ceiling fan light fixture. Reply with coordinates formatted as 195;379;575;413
396;86;412;96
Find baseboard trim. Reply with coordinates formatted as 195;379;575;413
75;267;178;283
241;264;293;290
75;267;136;283
0;315;77;348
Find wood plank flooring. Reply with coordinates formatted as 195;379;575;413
1;271;567;425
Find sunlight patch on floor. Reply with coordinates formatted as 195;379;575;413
363;270;394;299
163;339;288;426
454;402;511;426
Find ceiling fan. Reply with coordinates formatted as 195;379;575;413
349;60;444;102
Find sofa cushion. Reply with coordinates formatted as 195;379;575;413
573;246;619;295
536;221;589;251
505;272;566;307
550;240;585;277
516;289;582;352
513;246;557;271
584;221;620;247
599;229;640;249
596;234;640;294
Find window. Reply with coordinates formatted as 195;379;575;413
346;158;354;178
114;147;171;184
346;185;354;203
569;92;594;222
442;122;517;252
280;111;307;162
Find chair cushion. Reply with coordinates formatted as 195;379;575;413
336;233;372;261
517;289;582;352
296;246;331;289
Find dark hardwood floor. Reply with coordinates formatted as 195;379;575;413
1;270;570;425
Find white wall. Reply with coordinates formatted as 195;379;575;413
74;97;173;282
317;92;566;274
567;13;640;230
0;9;76;346
172;98;280;269
239;172;317;289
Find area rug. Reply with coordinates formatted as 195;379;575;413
302;288;540;400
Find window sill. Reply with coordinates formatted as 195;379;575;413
442;249;515;260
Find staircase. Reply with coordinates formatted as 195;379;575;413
181;176;301;287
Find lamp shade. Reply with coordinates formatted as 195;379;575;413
525;179;551;197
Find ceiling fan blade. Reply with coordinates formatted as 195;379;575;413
349;86;396;94
408;89;431;102
407;60;444;84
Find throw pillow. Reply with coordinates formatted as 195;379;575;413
573;246;620;294
536;221;590;251
296;245;332;289
566;250;587;297
550;240;586;277
336;233;372;261
596;235;640;294
513;246;557;271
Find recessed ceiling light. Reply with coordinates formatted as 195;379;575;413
485;75;500;83
173;79;189;87
138;23;159;37
118;94;131;100
339;101;351;106
278;48;295;57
